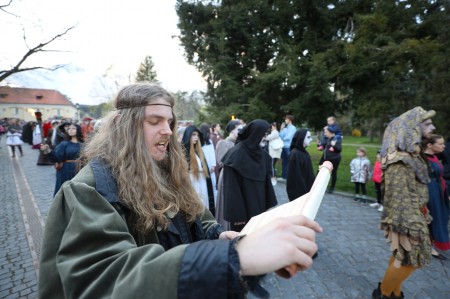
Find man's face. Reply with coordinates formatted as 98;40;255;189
419;119;435;138
143;99;173;161
215;125;221;133
327;117;335;125
324;128;333;138
285;118;290;125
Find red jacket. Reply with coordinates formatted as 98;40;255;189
372;161;382;183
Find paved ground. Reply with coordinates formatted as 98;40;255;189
0;137;449;299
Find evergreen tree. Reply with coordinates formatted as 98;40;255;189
176;0;449;132
135;56;159;83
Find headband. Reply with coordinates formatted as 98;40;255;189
117;103;173;110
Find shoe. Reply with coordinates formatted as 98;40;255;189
354;197;360;202
249;283;270;299
369;203;379;208
372;283;382;299
378;205;384;212
326;188;334;194
432;253;447;260
372;282;404;298
271;178;277;186
317;145;324;151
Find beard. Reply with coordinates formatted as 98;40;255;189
155;154;171;177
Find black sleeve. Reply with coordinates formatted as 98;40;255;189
178;239;246;299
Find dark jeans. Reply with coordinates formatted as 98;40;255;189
272;158;278;177
9;145;23;156
374;182;383;204
354;182;367;195
281;147;290;179
325;158;340;190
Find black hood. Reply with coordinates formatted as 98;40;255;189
290;128;309;152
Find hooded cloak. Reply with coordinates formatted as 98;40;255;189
286;129;315;201
221;120;277;224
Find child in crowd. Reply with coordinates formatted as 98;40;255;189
369;150;383;211
350;147;371;203
317;116;342;151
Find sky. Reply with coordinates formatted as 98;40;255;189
0;0;206;105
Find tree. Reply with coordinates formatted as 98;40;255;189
173;90;203;120
90;65;133;104
0;0;76;83
135;55;159;83
176;0;450;133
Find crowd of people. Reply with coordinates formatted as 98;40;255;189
3;83;447;299
1;113;98;199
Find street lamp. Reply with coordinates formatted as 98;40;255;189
75;103;79;122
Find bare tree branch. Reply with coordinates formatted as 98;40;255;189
0;25;76;82
0;0;18;17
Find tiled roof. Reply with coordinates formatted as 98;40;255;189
0;86;73;106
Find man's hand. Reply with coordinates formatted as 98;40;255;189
219;231;240;240
235;215;322;276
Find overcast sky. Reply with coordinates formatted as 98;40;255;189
1;0;206;105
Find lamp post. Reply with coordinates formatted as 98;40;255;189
75;103;79;122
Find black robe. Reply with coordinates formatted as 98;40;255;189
286;129;315;201
222;120;277;228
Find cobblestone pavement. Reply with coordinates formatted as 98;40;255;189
1;138;449;299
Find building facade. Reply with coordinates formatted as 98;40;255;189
0;86;77;121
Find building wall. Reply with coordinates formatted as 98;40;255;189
0;103;77;121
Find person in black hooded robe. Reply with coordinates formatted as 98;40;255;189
222;119;277;232
222;119;278;299
181;125;215;216
286;128;315;201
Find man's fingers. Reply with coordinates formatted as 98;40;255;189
278;215;323;233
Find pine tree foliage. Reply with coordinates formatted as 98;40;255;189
176;0;449;133
135;56;159;83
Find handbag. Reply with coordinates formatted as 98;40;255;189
271;137;284;150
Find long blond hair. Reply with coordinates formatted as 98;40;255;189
81;83;204;232
189;136;209;180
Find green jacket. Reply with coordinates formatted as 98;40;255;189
39;164;245;298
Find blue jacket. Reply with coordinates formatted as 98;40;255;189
279;124;296;148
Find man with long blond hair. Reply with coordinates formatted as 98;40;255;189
39;83;323;299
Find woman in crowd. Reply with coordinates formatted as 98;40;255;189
266;122;283;185
286;128;315;201
40;124;84;196
199;123;217;201
6;118;24;157
423;134;449;259
181;125;215;215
